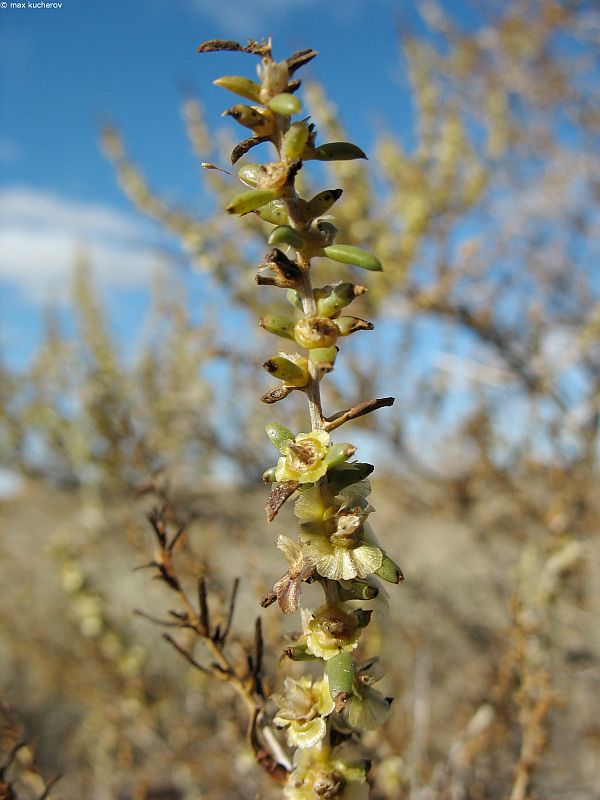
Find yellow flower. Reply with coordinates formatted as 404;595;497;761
275;430;330;484
300;507;383;581
284;745;368;800
302;604;366;661
272;675;335;749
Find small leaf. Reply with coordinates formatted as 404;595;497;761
226;188;277;215
327;463;374;492
309;346;338;370
374;552;404;584
268;225;304;250
256;199;289;225
323;244;382;272
268;92;302;116
238;163;262;187
334;316;374;336
283;644;319;662
263;355;309;387
325;443;356;469
282;122;309;161
265;422;295;451
213;75;262;102
258;314;296;340
316;282;367;318
338;579;379;601
311;142;367;161
304;188;343;219
326;651;354;701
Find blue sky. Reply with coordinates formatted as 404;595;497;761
1;0;440;366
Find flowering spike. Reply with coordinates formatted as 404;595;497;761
199;38;399;794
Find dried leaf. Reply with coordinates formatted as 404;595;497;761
231;135;270;165
266;480;299;521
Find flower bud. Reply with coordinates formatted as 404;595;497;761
226;188;277;215
255;199;289;225
268;225;304;250
315;282;367;317
294;317;339;349
310;141;367;161
323;244;382;271
263;354;309;387
213;75;262;102
265;422;295;451
267;92;302;116
282;121;309;161
334;316;374;336
259;314;296;340
374;552;404;584
304;188;343;219
326;651;354;703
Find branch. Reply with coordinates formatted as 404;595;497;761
323;397;395;432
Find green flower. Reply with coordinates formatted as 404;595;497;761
284;745;368;800
275;430;331;484
272;675;335;749
300;507;383;581
302;604;367;661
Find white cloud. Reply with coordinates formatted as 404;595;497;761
0;186;159;302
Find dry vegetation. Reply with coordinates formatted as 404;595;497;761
1;2;600;798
